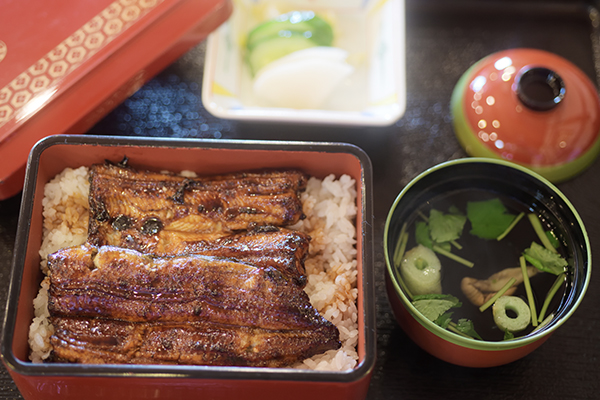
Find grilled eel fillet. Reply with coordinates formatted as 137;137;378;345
48;245;340;366
88;226;310;287
51;317;339;367
165;227;310;287
87;163;309;251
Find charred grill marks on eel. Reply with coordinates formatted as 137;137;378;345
48;245;339;366
87;163;308;244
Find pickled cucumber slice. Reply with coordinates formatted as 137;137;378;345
400;245;442;296
246;11;334;51
247;33;318;75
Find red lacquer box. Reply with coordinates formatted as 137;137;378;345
0;0;233;200
1;135;376;400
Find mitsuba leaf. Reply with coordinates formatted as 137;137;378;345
412;294;462;322
503;329;515;341
429;209;466;243
448;205;462;215
415;221;433;249
455;319;482;340
413;294;462;303
434;312;454;329
415;216;454;252
467;198;516;240
523;242;568;275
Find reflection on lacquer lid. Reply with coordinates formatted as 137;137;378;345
451;48;600;182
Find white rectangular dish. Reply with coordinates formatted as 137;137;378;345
202;0;406;126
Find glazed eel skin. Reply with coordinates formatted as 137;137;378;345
48;244;341;366
51;317;339;367
90;226;310;287
87;163;309;249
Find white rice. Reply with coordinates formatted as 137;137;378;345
29;167;90;363
37;166;90;274
290;174;359;370
29;168;359;371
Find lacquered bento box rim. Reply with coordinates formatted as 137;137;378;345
1;134;376;383
383;157;591;351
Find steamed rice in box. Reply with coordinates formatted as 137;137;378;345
29;164;360;370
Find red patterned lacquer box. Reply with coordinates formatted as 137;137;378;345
0;0;232;200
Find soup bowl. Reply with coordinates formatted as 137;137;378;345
383;158;591;368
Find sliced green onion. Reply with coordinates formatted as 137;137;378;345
394;233;409;268
450;240;463;250
392;226;413;300
417;210;429;222
392;223;408;266
497;212;525;241
432;245;474;268
396;268;414;300
528;213;557;253
479;277;517;312
519;256;538;326
532;313;554;333
538;273;566;323
394;234;412;299
396;272;414;301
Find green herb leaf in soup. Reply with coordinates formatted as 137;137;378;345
455;318;483;340
415;221;433;249
523;242;568;275
415;220;452;252
428;209;467;243
434;312;454;329
467;198;517;240
412;294;462;322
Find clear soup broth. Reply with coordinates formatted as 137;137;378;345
394;188;570;342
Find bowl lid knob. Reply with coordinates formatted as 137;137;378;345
515;67;566;111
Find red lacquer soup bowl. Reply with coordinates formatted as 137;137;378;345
383;158;590;368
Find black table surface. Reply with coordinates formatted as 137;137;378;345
1;0;599;398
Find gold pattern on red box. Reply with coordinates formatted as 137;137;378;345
0;0;164;129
